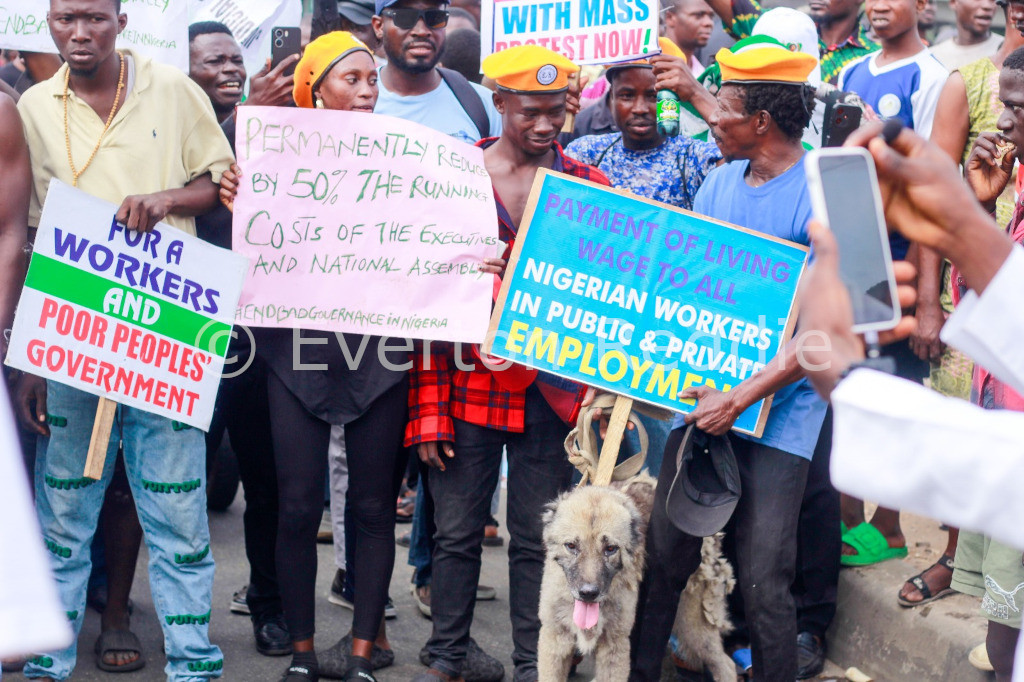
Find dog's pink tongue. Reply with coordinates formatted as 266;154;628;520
573;600;600;630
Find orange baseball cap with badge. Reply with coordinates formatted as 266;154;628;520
715;42;817;84
482;45;579;92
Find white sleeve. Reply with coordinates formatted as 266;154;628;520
941;245;1024;395
830;369;1024;550
909;57;947;140
0;382;72;657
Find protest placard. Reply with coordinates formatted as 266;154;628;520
1;0;189;71
480;0;659;65
5;180;248;431
189;0;301;89
232;106;498;344
484;170;809;437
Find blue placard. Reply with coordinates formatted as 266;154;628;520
485;170;809;436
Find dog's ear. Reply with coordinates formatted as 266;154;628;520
627;502;644;553
618;476;655;534
540;495;566;545
541;497;560;527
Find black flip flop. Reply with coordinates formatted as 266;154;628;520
94;628;145;673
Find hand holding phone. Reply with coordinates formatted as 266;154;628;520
805;147;901;333
270;26;301;77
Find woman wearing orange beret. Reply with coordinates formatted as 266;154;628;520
222;32;399;682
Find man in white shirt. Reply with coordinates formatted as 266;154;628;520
930;0;1003;71
796;120;1023;681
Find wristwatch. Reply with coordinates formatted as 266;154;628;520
836;356;897;384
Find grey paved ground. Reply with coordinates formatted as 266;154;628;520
6;494;846;681
5;494;572;682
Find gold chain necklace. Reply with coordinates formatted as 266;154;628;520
749;155;801;188
63;52;125;187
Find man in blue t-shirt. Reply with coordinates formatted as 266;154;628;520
565;55;722;477
371;0;501;141
630;44;827;682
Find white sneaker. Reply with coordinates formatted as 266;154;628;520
969;643;994;672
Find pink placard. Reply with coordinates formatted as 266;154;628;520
232;106;498;343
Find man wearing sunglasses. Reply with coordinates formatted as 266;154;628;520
371;0;501;144
366;2;505;682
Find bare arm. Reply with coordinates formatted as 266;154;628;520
909;75;971;361
115;173;220;233
908;242;945;361
707;0;734;28
0;95;29;339
930;72;970;165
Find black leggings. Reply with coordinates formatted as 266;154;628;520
268;372;408;642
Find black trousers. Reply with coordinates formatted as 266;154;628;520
425;386;573;681
206;357;280;622
631;428;810;682
269;373;408;642
793;408;839;638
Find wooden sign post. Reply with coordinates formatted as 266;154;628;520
84;398;117;480
593;396;633;486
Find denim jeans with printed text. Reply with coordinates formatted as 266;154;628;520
24;381;222;681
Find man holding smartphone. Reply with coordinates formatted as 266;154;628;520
630;45;828;682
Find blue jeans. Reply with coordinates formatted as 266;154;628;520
25;382;222;681
408;473;434;587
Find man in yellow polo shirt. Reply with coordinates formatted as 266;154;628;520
15;0;232;679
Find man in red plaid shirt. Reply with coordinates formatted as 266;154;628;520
404;46;610;682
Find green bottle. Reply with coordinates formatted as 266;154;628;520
656;90;681;137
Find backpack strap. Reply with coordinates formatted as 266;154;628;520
438;67;490;141
593;134;623;168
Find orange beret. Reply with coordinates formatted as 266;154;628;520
482;45;579;93
293;31;373;108
715;44;817;85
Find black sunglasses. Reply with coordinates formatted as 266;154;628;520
381;7;449;29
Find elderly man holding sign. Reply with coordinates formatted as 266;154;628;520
629;44;828;682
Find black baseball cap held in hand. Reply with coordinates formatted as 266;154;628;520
666;425;741;537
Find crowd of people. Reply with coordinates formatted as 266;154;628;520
2;0;1024;681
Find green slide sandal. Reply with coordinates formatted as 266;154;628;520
840;522;908;567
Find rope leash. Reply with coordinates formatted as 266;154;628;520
564;394;672;487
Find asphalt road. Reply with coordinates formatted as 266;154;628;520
4;494;569;682
6;494;847;682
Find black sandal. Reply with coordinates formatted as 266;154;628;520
897;553;956;607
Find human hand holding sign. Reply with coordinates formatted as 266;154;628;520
116;191;173;233
679;385;741;436
220;163;241;212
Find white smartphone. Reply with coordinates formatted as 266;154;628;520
805;147;901;334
